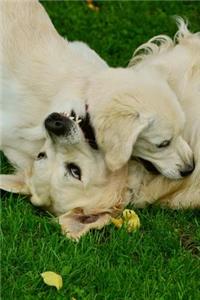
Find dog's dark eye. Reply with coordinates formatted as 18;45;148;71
37;152;47;160
66;163;81;180
157;140;171;148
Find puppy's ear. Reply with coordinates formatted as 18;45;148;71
0;174;30;194
58;210;111;241
94;101;149;171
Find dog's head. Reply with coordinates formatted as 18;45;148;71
2;111;129;239
87;68;194;179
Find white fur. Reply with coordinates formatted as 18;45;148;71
1;0;198;242
128;18;200;209
86;65;194;179
0;0;128;239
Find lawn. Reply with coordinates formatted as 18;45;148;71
1;1;200;299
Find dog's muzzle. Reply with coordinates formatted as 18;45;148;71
136;158;160;174
179;159;195;177
44;112;74;137
136;157;195;178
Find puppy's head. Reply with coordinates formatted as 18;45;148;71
87;68;194;179
2;111;129;239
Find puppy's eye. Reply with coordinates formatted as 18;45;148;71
37;152;47;159
157;140;171;148
66;163;81;180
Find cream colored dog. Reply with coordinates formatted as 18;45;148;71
127;19;200;209
86;30;194;180
0;0;197;241
0;0;129;239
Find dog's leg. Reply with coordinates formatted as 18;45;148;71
19;125;45;141
137;175;200;209
3;147;32;171
159;185;200;209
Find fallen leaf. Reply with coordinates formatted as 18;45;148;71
41;271;63;290
111;217;123;229
123;209;140;232
86;0;99;11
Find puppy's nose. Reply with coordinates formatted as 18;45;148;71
180;160;195;177
44;113;72;136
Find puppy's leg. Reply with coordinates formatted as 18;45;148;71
137;175;200;209
3;147;32;171
159;185;200;209
19;125;45;141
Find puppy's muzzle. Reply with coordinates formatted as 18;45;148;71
180;159;195;177
45;113;73;136
136;158;160;174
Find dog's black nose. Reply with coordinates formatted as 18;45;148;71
44;113;72;136
180;161;195;177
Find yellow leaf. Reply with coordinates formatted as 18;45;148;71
87;3;99;11
41;271;63;290
86;0;99;12
111;217;123;229
123;209;140;232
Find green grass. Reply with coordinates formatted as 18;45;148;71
1;1;200;299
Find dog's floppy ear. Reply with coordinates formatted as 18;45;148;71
0;173;30;194
93;98;150;171
104;115;148;171
59;210;111;241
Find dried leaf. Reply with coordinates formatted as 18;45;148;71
123;209;140;232
111;217;123;229
41;271;63;290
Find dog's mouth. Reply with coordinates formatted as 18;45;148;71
44;110;98;150
78;112;98;150
135;157;160;174
69;110;98;150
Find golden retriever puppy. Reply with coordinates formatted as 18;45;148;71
0;0;129;239
86;33;194;180
127;19;200;209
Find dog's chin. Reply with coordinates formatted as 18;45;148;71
136;158;160;175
